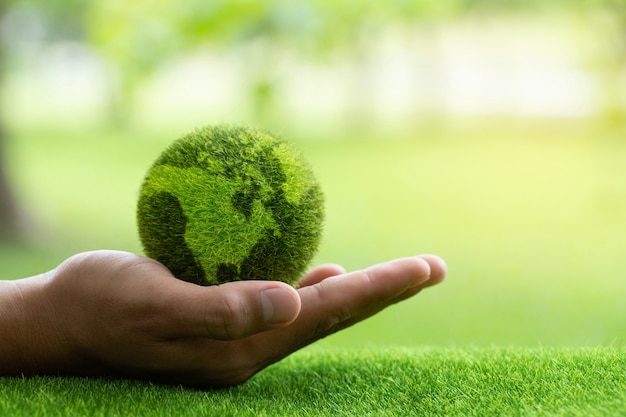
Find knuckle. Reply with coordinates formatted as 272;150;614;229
310;283;349;335
212;293;251;340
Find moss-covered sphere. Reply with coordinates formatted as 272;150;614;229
137;125;324;286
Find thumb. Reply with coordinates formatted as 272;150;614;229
167;280;301;341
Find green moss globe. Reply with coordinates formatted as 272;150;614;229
136;125;324;286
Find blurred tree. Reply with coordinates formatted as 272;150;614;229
83;1;322;125
0;127;24;242
596;0;626;124
0;0;86;241
0;0;24;242
83;0;620;126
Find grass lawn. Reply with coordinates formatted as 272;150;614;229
1;347;625;416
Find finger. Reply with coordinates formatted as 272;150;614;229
326;275;441;334
330;255;447;331
417;254;447;287
297;264;346;288
298;254;443;293
282;256;433;349
384;254;447;301
161;279;301;340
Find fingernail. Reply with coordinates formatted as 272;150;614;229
260;288;298;324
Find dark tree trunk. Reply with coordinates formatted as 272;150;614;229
0;4;28;242
0;126;26;242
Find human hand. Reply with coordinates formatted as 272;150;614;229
0;250;446;388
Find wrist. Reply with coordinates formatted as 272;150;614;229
0;272;71;375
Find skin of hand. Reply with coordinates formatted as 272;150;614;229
0;250;446;388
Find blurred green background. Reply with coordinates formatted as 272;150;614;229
1;0;625;348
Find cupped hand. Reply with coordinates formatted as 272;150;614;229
5;251;446;388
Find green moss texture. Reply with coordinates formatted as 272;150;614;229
137;125;324;286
